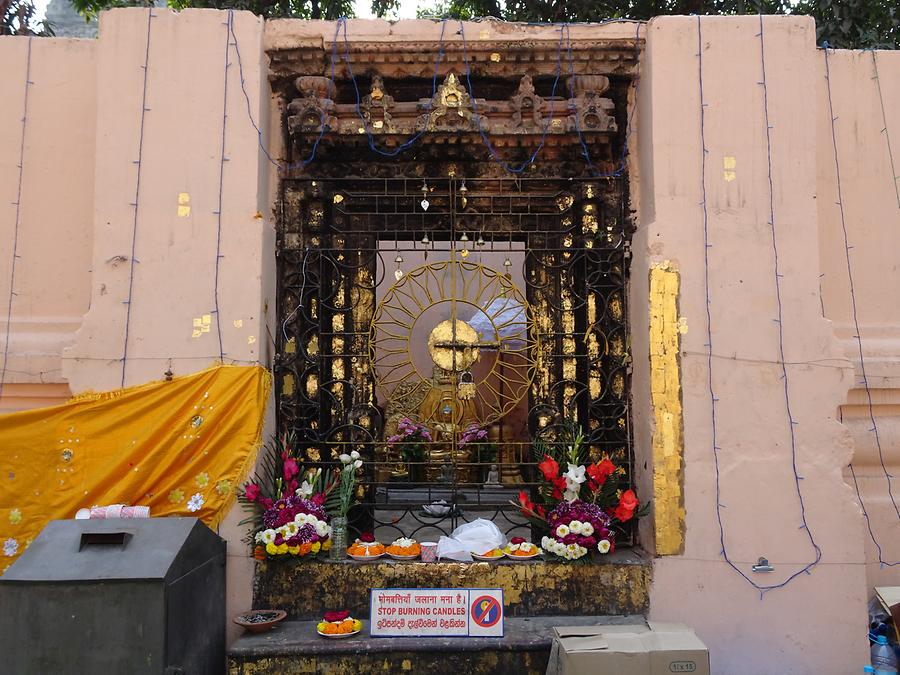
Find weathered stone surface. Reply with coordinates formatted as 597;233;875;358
228;615;644;675
253;551;651;619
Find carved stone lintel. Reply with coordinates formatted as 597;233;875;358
510;75;544;130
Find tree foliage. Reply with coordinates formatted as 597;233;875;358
1;0;53;35
68;0;399;21
418;0;898;49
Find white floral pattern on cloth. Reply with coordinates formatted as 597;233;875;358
3;537;18;557
187;493;204;512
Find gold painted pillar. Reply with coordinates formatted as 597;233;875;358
649;261;686;555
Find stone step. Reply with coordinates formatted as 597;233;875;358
228;615;645;675
252;550;651;619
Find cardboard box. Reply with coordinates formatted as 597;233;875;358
547;621;710;675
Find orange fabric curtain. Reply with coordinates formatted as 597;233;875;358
0;365;270;570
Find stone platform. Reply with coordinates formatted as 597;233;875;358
252;550;652;619
228;615;645;675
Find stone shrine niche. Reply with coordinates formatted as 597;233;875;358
270;30;639;542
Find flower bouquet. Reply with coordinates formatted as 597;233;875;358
386;417;431;481
512;416;646;562
458;424;497;482
238;434;340;561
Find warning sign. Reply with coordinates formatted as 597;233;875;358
370;588;504;637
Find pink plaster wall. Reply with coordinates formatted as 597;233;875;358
815;48;900;592
1;9;898;672
0;37;96;411
633;15;869;674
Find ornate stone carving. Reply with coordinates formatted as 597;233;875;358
509;74;545;131
287;76;337;136
568;75;617;133
418;73;477;131
361;75;396;133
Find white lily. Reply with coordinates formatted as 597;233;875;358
296;480;314;498
563;463;586;485
350;450;360;460
339;453;352;464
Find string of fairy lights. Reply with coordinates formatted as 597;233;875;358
0;37;32;402
698;14;823;595
2;12;899;586
823;43;900;568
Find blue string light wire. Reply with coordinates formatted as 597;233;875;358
120;8;154;387
870;51;900;210
699;15;821;594
228;13;339;170
755;13;821;580
339;17;448;157
0;36;33;401
457;20;565;174
564;22;643;179
823;43;900;566
212;12;233;362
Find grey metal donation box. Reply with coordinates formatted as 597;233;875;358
0;517;226;675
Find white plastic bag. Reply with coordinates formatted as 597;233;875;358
436;518;506;561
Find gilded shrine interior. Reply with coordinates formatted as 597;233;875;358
273;32;638;545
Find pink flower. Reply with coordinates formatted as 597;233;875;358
244;483;260;502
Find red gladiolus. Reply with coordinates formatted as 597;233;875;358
550;476;567;500
613;489;639;522
310;492;326;506
517;490;536;517
324;610;350;622
586;459;616;491
538;455;560;482
244;483;260;502
283;457;300;482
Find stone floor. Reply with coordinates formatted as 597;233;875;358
228;615;647;675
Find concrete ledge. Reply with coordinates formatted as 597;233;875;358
252;550;652;619
228;615;645;675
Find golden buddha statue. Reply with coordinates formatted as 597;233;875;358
418;318;482;483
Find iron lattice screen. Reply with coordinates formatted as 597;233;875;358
276;176;632;544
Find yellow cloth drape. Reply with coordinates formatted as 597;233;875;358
0;364;271;571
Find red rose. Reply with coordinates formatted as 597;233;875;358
324;610;350;622
538;455;560;482
511;537;526;545
244;483;260;502
586;459;616;491
359;532;375;543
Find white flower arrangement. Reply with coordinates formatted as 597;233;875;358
555;524;570;538
540;535;587;560
597;539;611;554
581;522;594;537
391;537;415;548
